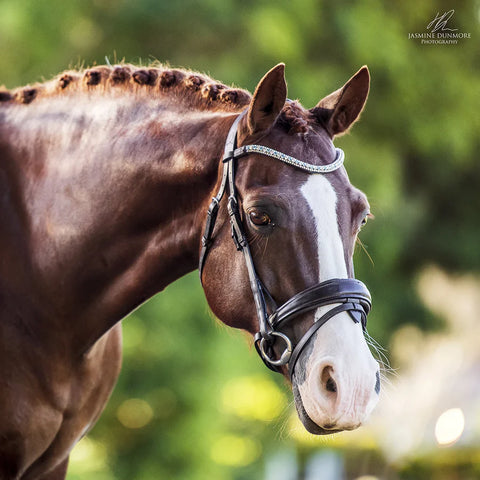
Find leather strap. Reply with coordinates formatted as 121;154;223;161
198;111;246;279
271;278;371;330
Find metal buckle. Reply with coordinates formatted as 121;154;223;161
259;331;292;367
228;196;247;250
207;197;219;214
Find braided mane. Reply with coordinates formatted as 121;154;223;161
0;64;252;113
0;64;313;133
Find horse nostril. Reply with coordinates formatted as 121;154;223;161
326;377;337;393
375;370;381;394
321;365;337;393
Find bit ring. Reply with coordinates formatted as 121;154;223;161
259;332;292;366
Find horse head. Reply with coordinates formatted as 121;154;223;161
200;64;380;434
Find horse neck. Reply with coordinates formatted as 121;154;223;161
0;95;235;354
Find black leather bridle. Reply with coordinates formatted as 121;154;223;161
199;109;372;379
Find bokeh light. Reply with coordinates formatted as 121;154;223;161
210;434;262;466
116;398;154;429
435;408;465;446
69;437;109;474
221;375;286;422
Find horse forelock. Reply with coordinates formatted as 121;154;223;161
277;101;315;135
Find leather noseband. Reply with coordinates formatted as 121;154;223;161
199;108;372;379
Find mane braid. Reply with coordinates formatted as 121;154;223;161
0;63;252;112
0;64;318;134
278;101;314;135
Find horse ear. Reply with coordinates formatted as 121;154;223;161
313;66;370;137
247;64;287;135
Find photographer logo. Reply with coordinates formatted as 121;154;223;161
408;10;471;45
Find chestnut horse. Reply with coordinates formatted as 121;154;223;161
0;63;379;479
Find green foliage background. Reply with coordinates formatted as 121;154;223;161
1;0;478;478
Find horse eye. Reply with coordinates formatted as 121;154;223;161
249;209;271;226
360;212;373;229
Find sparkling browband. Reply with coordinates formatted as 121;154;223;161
230;145;345;173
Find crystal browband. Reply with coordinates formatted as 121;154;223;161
227;145;345;174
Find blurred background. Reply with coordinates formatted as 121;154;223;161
1;0;479;478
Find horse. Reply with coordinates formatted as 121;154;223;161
0;62;380;479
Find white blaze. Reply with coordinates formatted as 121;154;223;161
298;174;379;430
300;175;347;281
